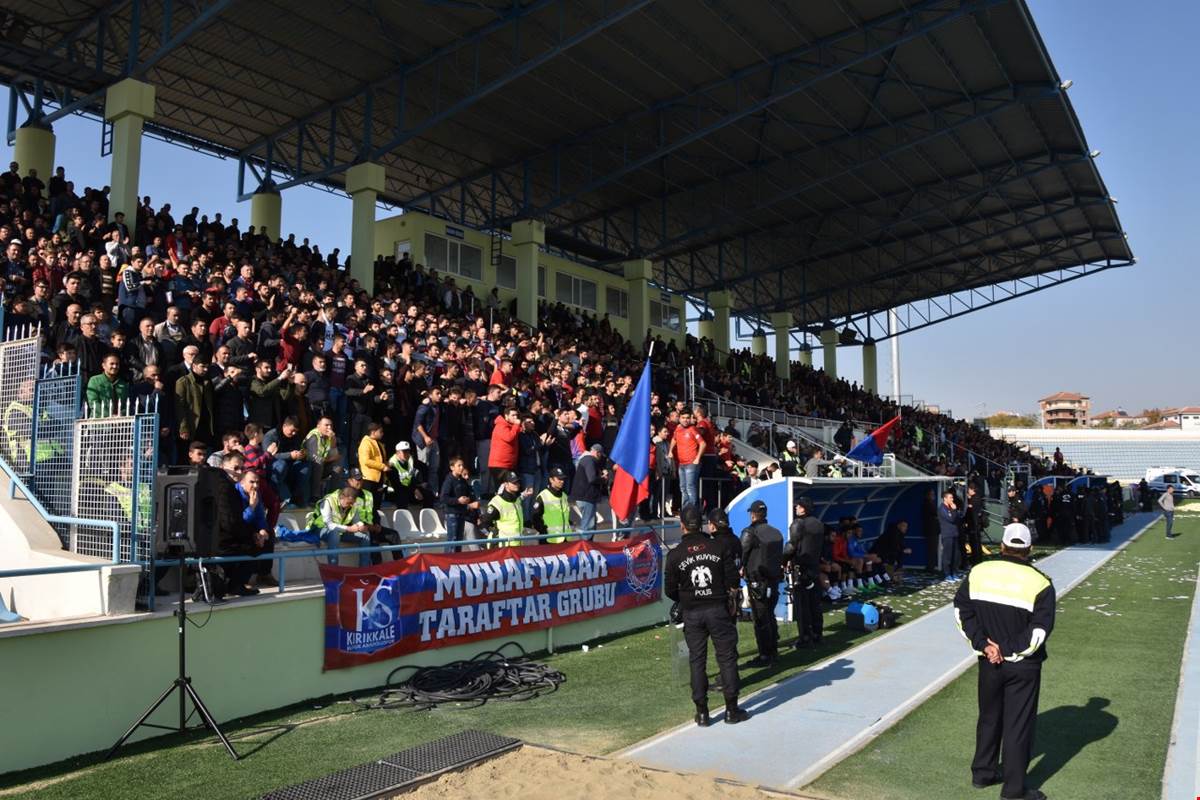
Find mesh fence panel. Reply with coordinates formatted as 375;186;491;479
33;363;82;546
70;400;157;562
0;327;43;478
134;409;159;564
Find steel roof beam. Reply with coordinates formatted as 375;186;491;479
10;0;238;128
405;0;1003;220
687;151;1089;295
237;0;653;197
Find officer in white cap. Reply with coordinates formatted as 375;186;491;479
779;439;801;476
953;523;1056;800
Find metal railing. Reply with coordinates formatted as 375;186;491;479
0;452;123;575
0;524;677;593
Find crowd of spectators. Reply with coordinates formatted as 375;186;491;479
1;161;1076;579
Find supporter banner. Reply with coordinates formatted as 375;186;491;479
319;534;662;671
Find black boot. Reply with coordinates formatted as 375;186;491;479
694;705;710;727
724;700;750;725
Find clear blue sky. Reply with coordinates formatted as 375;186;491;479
6;0;1193;420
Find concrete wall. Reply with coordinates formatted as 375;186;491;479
0;586;668;774
0;474;139;622
374;211;687;348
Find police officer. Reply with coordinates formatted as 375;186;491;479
531;466;572;543
785;496;825;647
664;505;749;727
739;500;783;666
1006;485;1027;524
1052;485;1076;545
480;471;529;547
706;508;742;567
963;483;986;568
954;523;1055;800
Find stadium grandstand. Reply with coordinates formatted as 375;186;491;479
5;4;1190;800
991;426;1200;482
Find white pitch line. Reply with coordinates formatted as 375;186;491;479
1162;562;1200;800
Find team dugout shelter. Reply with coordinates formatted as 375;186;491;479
4;0;1131;384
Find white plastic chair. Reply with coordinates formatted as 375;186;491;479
392;508;418;534
419;508;446;536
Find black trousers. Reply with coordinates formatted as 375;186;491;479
682;604;739;707
791;576;823;642
964;527;983;567
747;582;779;659
973;660;1042;798
369;525;401;564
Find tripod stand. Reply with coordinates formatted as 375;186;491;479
105;554;239;761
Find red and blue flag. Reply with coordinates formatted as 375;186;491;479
846;415;901;466
608;359;652;522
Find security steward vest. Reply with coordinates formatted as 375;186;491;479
3;401;63;465
306;490;351;529
388;454;416;486
487;493;525;543
104;481;153;524
353;488;376;523
304;428;332;462
537;488;571;544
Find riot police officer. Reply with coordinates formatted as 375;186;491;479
739;500;784;667
665;505;750;727
785;496;825;647
706;508;742;569
1052;486;1076;545
1006;485;1028;525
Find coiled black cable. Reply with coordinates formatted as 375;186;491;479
364;641;566;711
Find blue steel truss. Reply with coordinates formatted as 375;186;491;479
236;0;654;197
5;0;237;143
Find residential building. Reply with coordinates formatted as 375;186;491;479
1039;391;1090;428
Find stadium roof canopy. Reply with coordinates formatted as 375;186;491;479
2;0;1133;339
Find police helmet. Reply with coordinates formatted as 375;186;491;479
679;504;703;532
748;499;768;515
707;508;730;529
547;465;567;480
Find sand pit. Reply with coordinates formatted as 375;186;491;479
396;745;809;799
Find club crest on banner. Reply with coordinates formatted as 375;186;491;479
335;574;401;655
623;537;660;598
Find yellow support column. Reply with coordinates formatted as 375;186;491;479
798;341;813;368
819;327;838;378
624;258;653;351
249;188;282;241
13;126;55;188
512;219;545;327
862;338;878;395
345;162;386;292
750;328;767;356
698;290;731;355
104;79;156;232
771;312;792;380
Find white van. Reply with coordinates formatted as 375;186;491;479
1144;467;1200;497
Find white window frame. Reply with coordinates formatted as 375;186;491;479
556;273;597;310
424;232;482;281
606;286;629;318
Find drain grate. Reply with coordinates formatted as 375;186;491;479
380;730;521;774
262;730;521;799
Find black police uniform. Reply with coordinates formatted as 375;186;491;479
1006;492;1027;524
1052;489;1076;545
963;489;985;568
740;506;784;663
954;550;1055;799
785;505;825;646
665;509;747;724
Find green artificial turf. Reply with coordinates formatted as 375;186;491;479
807;515;1200;800
0;565;976;800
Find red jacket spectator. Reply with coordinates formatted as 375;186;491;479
671;423;704;464
487;413;521;470
695;415;717;450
